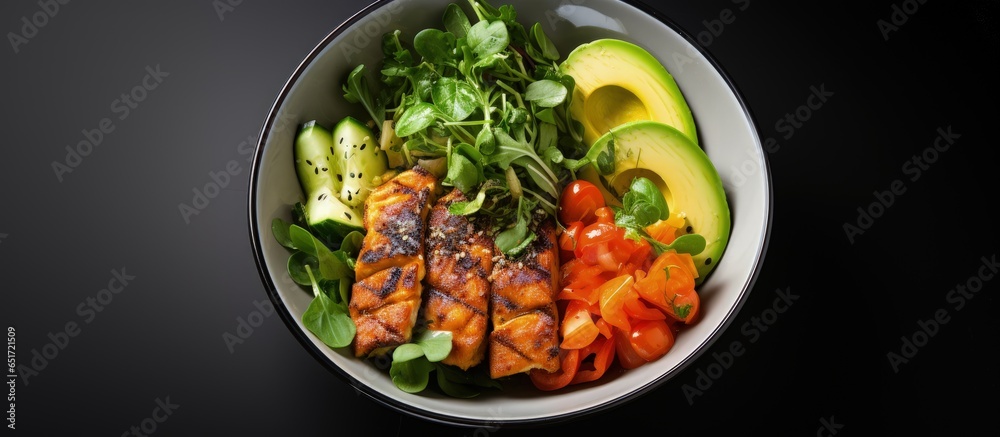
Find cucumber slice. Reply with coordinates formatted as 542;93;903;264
331;117;388;207
304;186;364;239
294;120;340;197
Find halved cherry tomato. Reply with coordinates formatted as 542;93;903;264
558;180;605;226
614;328;648;370
593;206;615;224
668;289;701;324
629;319;675;361
593;240;631;272
575;221;620;259
529;348;580;391
561;300;600;349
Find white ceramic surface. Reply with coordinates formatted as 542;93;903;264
249;0;771;426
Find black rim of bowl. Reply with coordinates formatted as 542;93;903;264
247;0;774;428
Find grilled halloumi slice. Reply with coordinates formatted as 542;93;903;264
352;166;437;282
350;262;422;358
349;166;438;358
422;189;493;370
488;218;561;379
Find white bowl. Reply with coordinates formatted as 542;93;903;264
248;0;771;426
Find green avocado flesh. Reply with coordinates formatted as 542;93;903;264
581;121;730;282
560;38;698;147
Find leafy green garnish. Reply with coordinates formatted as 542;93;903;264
271;218;295;250
673;302;693;319
596;136;616;175
342;64;385;126
273;218;361;350
614;177;706;256
443;3;472;38
494;195;538;256
301;265;355;348
345;0;587;257
388;329;454;393
466;19;509;58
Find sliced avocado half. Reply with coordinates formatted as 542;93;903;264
580;121;730;282
559;38;698;147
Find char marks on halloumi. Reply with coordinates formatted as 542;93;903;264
349;166;438;358
350;262;422;358
422;189;493;370
488;217;561;379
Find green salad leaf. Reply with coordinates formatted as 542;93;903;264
614;177;706;256
343;0;589;257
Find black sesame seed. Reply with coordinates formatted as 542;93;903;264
322;167;328;172
345;212;352;220
350;172;355;178
339;137;343;144
314;168;319;175
353;144;358;148
330;146;334;155
347;192;353;201
355;189;360;195
358;172;362;179
686;226;693;233
306;160;312;165
318;193;327;201
705;257;712;265
337;174;343;182
360;143;366;150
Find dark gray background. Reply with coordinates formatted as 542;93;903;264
2;0;997;435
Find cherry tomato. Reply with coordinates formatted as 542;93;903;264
575;221;620;259
668;288;701;324
593;206;615;224
629;319;675;362
614;328;648;370
558;180;606;225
